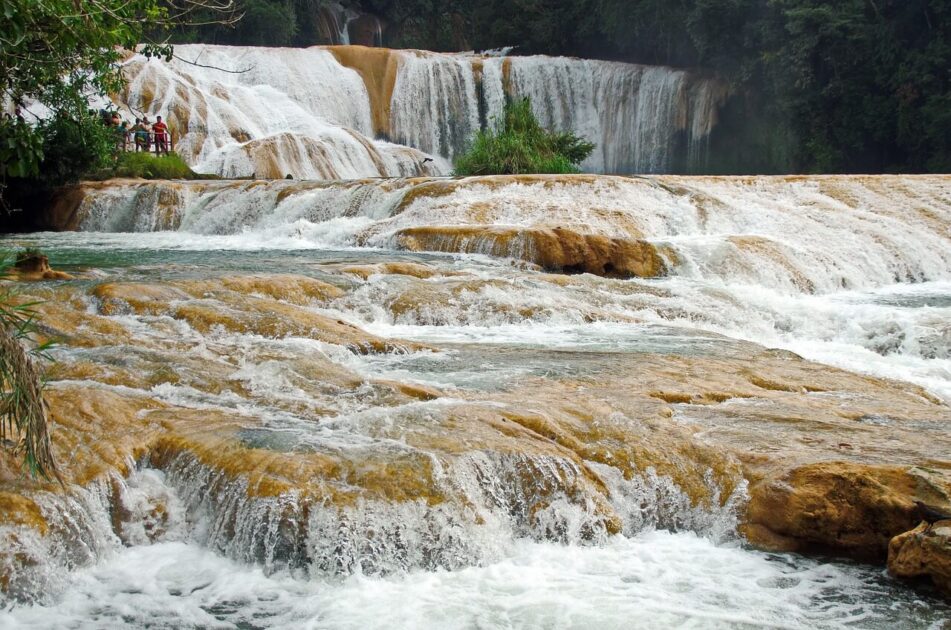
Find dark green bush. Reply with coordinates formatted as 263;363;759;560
454;98;595;176
36;113;116;186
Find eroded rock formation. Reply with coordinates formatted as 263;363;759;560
889;520;951;595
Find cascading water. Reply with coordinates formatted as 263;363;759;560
64;174;951;400
117;45;725;179
480;57;725;173
2;173;950;627
119;46;447;179
388;53;482;161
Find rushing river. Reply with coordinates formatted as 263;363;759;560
1;174;950;627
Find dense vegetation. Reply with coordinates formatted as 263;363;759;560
454;98;595;176
184;0;950;174
0;1;229;476
1;1;947;179
0;0;229;211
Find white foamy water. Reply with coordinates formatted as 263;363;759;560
61;175;950;398
2;174;950;625
117;45;723;178
5;531;945;630
120;46;446;179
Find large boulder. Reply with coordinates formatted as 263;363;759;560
742;463;930;559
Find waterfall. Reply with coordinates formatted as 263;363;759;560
316;2;357;45
389;53;482;161
117;45;725;178
119;46;447;179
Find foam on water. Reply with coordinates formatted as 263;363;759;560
2;174;950;623
4;532;947;629
1;458;946;628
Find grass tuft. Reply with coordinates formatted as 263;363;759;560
454;97;595;176
86;152;218;181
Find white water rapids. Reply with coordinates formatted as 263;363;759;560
4;469;940;629
2;173;950;627
71;175;951;400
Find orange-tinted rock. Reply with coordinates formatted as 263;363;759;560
92;283;191;315
888;519;951;595
394;226;667;278
7;254;73;281
90;277;422;353
328;46;401;137
1;265;950;592
336;261;459;280
742;463;927;559
215;274;345;304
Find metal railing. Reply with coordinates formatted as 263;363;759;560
117;130;175;154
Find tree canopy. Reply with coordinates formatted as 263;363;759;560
2;1;947;177
0;0;232;188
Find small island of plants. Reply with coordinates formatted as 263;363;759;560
454;98;595;176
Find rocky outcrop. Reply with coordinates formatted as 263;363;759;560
6;253;73;281
6;270;950;568
90;278;424;354
742;464;936;559
394;225;668;278
888;520;951;595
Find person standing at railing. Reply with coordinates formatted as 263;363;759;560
132;118;150;152
152;116;170;155
117;120;131;152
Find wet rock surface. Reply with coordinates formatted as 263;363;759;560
889;519;951;595
1;266;949;595
3;174;951;613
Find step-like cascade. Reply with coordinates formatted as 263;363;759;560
2;174;950;624
47;174;951;401
65;175;951;295
118;45;726;178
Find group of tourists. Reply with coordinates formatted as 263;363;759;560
102;110;171;154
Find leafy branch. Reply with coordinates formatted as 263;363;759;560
0;253;60;482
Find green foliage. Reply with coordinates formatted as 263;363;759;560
168;0;298;46
36;113;117;186
0;0;173;168
420;0;951;173
0;253;58;481
0;0;232;207
110;152;209;180
0;119;43;180
454;98;595;175
233;0;298;45
2;0;944;176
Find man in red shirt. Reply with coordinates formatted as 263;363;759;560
152;115;170;155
